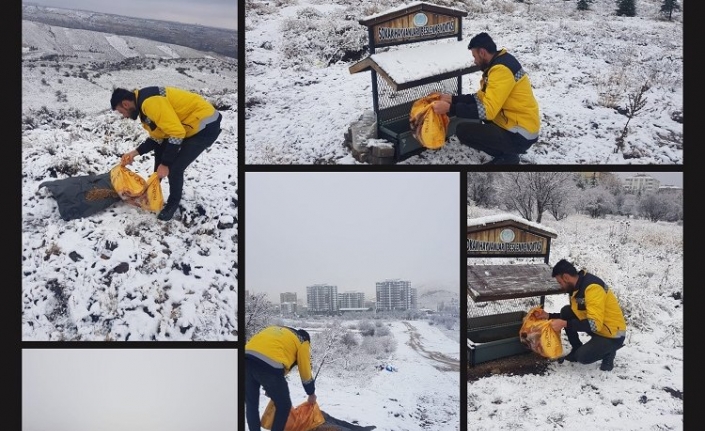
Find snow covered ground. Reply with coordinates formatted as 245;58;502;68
259;319;461;431
244;0;683;164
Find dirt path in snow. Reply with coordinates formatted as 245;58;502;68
402;321;460;372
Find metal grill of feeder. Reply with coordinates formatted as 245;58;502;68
465;215;563;367
466;264;561;366
376;76;459;157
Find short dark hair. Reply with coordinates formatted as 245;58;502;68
297;329;311;343
110;88;135;110
467;32;497;53
552;259;578;277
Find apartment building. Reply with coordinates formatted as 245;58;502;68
306;284;339;314
375;279;417;311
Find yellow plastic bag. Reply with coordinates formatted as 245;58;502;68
141;173;165;212
110;164;146;197
261;399;325;431
110;165;164;213
409;93;450;149
519;306;563;359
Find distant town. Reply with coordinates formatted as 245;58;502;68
249;279;459;317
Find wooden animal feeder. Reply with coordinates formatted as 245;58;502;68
348;2;480;163
466;214;563;366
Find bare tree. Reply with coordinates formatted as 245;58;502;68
596;172;624;192
466;172;497;208
310;320;350;376
547;180;581;221
528;172;577;223
497;173;536;221
497;172;578;222
579;186;618;218
615;83;649;152
244;291;276;341
638;192;682;222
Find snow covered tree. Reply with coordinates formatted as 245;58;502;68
497;173;536;221
637;192;682;222
466;172;498;208
616;0;636;17
527;172;578;223
497;172;578;222
244;291;276;341
579;186;618;218
309;320;349;376
660;0;681;20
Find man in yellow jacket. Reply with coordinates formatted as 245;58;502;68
111;86;222;221
245;326;317;431
432;32;540;164
537;259;627;371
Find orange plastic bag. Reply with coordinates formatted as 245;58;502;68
261;400;325;431
409;93;450;149
110;164;147;197
110;165;164;213
519;306;564;359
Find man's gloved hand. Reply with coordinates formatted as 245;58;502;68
307;393;317;405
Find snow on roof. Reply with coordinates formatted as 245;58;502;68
366;39;474;84
466;213;558;236
362;1;466;21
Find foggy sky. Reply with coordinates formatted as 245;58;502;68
245;172;460;301
22;349;237;431
25;0;237;30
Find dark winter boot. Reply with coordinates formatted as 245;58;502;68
600;351;616;371
157;201;179;221
559;344;583;363
563;349;580;362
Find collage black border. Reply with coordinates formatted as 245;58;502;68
13;1;693;430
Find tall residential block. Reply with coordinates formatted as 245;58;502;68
376;279;416;311
280;292;297;314
339;291;365;309
306;284;339;313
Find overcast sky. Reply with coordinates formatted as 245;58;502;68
22;349;237;431
25;0;237;30
613;171;683;187
245;172;460;301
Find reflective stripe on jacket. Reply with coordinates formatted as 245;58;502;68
135;86;218;145
570;271;627;339
475;49;540;140
245;326;316;395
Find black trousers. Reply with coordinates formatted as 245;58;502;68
559;305;625;364
245;356;292;431
153;113;222;206
455;121;533;157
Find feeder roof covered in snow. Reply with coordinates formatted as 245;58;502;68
467;214;558;237
350;2;477;90
349;40;480;91
359;2;467;24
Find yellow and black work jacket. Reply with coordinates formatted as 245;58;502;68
568;270;627;339
452;48;540;141
245;326;316;395
134;86;219;166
